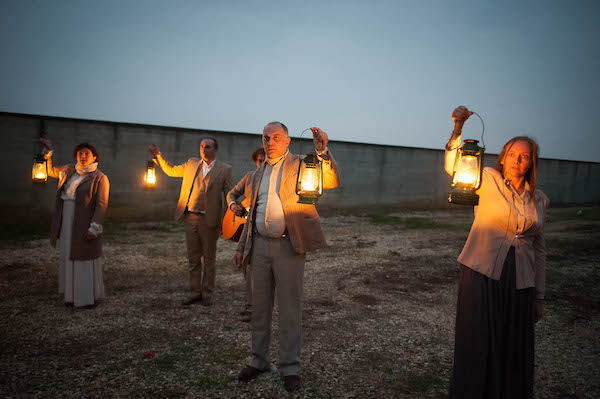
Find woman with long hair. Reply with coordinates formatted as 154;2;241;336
445;106;549;398
41;138;109;308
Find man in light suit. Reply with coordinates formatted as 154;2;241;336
226;147;265;322
233;122;339;391
149;138;232;306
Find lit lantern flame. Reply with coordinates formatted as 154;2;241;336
144;161;156;189
32;154;48;183
449;139;484;206
453;155;480;187
300;167;320;192
296;153;323;204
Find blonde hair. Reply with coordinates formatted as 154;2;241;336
495;136;539;198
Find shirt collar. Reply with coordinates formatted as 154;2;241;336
203;159;215;168
506;179;532;201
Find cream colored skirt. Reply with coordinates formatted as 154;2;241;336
58;200;105;307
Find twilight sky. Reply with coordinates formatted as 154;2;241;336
1;0;599;161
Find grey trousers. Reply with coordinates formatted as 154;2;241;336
184;213;219;299
249;234;305;376
244;263;253;311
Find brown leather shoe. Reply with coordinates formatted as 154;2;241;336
238;366;263;382
284;375;302;392
182;295;202;306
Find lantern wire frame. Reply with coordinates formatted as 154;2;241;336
471;111;486;151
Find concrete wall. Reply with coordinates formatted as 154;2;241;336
1;112;599;222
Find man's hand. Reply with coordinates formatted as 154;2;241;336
535;299;544;323
84;231;97;241
148;144;161;158
310;127;329;152
233;251;244;269
451;106;473;123
231;203;246;217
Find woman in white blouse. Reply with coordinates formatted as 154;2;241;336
41;138;110;308
445;107;549;399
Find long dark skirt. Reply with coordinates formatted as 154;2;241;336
449;247;536;399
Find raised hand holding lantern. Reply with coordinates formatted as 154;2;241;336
448;109;486;206
448;139;484;205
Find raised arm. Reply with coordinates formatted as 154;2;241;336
40;138;68;179
310;127;340;189
149;144;186;177
444;106;473;175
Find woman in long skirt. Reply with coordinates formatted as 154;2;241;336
444;106;549;398
41;138;109;308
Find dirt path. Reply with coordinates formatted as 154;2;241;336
1;207;598;398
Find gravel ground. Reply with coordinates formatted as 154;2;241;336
0;207;598;398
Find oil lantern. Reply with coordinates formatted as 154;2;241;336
296;153;323;204
32;153;48;184
143;161;156;189
448;139;484;206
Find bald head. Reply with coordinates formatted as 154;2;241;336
264;121;289;136
262;121;291;158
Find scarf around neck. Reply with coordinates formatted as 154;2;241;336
76;162;98;175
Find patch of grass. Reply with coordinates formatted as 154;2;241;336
151;353;177;371
104;222;185;246
195;374;236;389
103;222;131;236
208;345;248;365
383;365;397;382
369;214;470;232
546;238;600;261
547;261;600;300
0;223;50;248
400;368;446;394
370;214;440;228
547;206;600;222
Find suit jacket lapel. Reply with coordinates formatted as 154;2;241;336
206;161;219;190
250;164;266;212
188;159;202;186
281;153;298;191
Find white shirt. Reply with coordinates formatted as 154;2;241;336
255;151;287;238
202;159;214;178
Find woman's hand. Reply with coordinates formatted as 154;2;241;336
40;138;53;151
452;106;473;123
450;106;473;138
535;299;544;322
